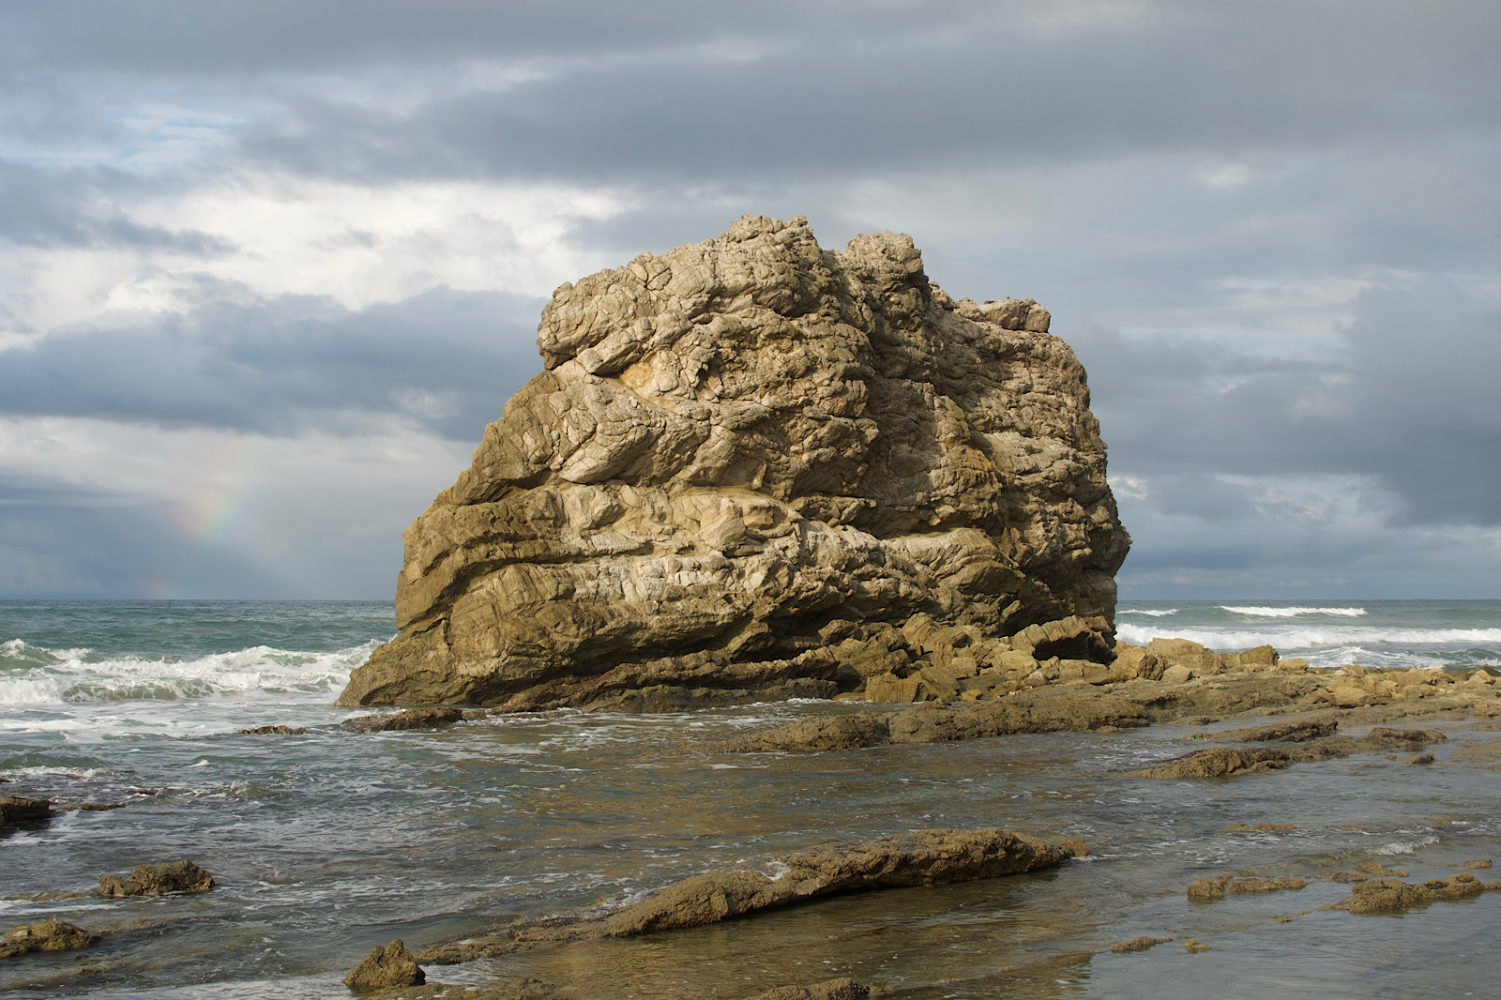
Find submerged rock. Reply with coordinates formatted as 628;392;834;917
1126;728;1447;778
0;920;98;959
341;707;468;732
1186;874;1307;902
1108;936;1173;954
99;860;215;897
602;827;1081;936
717;684;1149;753
1329;873;1488;914
344;939;426;989
420;826;1080;964
339;215;1128;710
238;724;307;735
1207;719;1337;743
743;979;871;1000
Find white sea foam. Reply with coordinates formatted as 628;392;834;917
1121;609;1179;617
0;640;379;708
1219;605;1368;618
1372;834;1440;856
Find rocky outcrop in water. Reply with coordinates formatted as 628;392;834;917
338;215;1128;710
98;860;214;897
0;795;54;836
344;939;426;989
0;920;98;959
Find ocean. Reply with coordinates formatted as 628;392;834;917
2;598;1499;998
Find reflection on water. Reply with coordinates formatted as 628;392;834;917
2;701;1499;998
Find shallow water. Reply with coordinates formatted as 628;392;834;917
3;601;1500;998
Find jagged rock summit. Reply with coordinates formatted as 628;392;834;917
338;215;1129;711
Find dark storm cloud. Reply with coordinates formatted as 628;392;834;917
0;160;228;252
1078;281;1501;529
235;2;1501;188
6;2;1497;187
0;283;547;440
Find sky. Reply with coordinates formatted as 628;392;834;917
1;0;1498;601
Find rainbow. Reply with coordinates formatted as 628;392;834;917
139;433;267;598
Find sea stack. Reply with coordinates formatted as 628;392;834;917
338;215;1129;710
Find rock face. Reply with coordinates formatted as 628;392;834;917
339;215;1128;710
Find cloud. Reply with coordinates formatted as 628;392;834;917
0;283;547;440
1082;280;1501;529
0;159;228;252
1;1;1498;598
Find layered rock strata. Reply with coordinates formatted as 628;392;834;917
340;215;1128;709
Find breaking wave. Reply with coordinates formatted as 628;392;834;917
0;637;378;707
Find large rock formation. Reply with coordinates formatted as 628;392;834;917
338;215;1128;710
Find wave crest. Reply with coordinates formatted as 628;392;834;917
0;640;380;706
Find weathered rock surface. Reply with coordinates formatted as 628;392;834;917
339;215;1128;709
98;860;215;897
0;920;99;959
344;939;426;989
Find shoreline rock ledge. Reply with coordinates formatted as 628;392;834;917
338;215;1129;710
